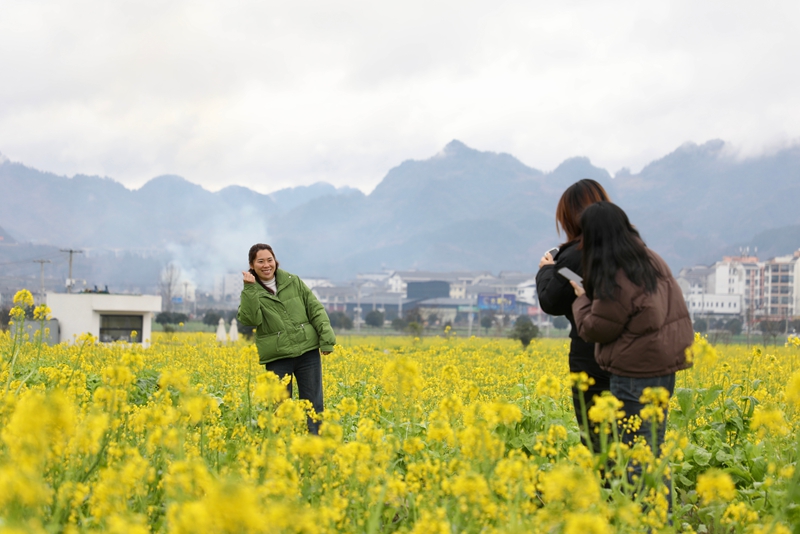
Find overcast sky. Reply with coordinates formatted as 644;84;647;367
1;0;798;194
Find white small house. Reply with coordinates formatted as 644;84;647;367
47;293;162;347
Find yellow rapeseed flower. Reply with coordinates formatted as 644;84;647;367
13;289;35;307
337;397;359;416
639;387;670;423
588;393;625;425
721;501;758;526
536;374;561;398
409;507;450;534
750;407;789;438
564;512;612;534
696;469;736;505
33;304;51;320
569;371;595;392
784;371;800;408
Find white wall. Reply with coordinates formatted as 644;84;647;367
47;293;162;348
686;293;742;316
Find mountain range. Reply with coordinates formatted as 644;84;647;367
1;140;799;291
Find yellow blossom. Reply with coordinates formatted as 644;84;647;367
564;512;612;534
588;393;625;425
33;304;51;320
750;407;789;438
696;469;736;504
13;289;35;307
784;371;800;407
570;371;595;392
536;374;561;398
722;501;758;525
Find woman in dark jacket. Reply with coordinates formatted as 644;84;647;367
536;179;612;452
570;202;693;511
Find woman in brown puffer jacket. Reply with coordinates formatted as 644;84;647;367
569;202;693;510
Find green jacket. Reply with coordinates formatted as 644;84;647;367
237;269;336;364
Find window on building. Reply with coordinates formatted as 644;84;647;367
100;315;143;343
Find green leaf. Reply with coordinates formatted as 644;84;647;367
691;446;712;466
715;449;734;463
702;385;723;405
675;388;694;414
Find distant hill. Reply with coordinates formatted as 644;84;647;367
609;140;800;268
1;140;799;286
0;225;15;244
269;140;800;278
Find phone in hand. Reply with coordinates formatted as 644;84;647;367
557;267;583;288
545;247;559;258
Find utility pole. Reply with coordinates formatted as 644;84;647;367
398;293;403;320
60;249;84;293
356;283;362;334
33;259;51;303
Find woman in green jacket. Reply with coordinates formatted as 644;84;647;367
237;243;336;434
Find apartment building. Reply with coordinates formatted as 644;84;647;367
678;250;799;322
763;251;800;319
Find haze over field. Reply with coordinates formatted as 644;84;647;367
1;1;799;195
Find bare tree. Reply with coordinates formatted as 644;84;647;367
160;262;181;312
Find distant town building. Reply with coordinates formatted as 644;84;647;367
46;292;162;348
213;273;244;303
763;251;800;319
302;278;335;290
407;281;450;300
685;293;742;316
386;270;491;295
677;249;800;324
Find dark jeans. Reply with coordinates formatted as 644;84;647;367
610;373;675;512
571;375;611;454
264;349;324;434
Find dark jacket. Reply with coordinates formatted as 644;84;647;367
237;268;336;365
571;249;693;378
536;241;609;380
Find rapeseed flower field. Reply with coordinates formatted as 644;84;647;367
2;290;799;533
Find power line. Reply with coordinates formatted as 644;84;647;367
0;251;63;267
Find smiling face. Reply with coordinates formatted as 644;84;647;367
251;248;277;281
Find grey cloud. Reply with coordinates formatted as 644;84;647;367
1;0;799;192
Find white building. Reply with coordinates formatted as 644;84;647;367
763;251;800;319
709;256;765;319
47;293;162;347
303;278;335;290
685;293;742;316
678;250;800;322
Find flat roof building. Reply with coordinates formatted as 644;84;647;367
47;292;162;347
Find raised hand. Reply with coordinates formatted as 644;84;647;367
539;252;556;269
242;270;256;284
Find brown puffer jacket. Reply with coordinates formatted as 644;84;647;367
571;250;694;378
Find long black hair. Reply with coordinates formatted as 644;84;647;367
580;202;662;300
